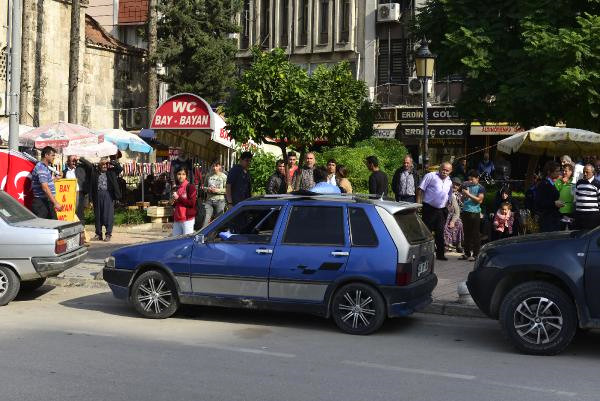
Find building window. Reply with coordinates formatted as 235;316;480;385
377;39;408;84
280;0;289;47
260;0;271;48
298;0;309;46
241;0;251;49
339;0;351;43
318;0;329;44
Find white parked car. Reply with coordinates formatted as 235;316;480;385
0;190;87;305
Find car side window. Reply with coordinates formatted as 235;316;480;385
349;207;378;247
208;206;281;244
283;206;345;246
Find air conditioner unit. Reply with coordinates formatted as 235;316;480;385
377;3;401;23
408;74;434;96
125;109;145;129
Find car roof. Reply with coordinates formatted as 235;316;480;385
245;193;420;214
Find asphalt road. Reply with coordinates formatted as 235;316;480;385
1;286;599;401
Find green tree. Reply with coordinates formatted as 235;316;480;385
247;148;278;196
156;0;242;104
417;0;600;131
225;47;375;181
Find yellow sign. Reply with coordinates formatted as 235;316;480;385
55;179;77;222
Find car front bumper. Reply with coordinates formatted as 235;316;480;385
380;273;438;318
31;247;88;278
103;267;134;300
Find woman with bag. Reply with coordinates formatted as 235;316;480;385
171;167;197;236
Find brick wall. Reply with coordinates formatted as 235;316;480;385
118;0;148;24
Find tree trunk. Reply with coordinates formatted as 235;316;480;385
67;0;81;123
19;0;33;124
147;0;158;127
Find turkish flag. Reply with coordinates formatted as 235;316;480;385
0;149;36;209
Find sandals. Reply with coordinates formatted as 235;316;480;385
458;255;470;260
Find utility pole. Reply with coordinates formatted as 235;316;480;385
147;0;158;127
68;0;81;123
8;0;22;151
19;0;32;125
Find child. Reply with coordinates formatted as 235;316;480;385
493;202;515;240
444;178;464;253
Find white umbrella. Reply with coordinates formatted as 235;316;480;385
97;128;153;153
62;141;118;158
497;126;600;156
0;124;34;143
19;121;103;149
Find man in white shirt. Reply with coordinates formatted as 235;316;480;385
326;158;338;186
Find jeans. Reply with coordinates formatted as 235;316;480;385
172;219;195;236
203;199;226;227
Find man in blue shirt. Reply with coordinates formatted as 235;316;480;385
477;152;495;177
31;146;63;219
311;166;341;194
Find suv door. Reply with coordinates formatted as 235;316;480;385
190;205;283;299
269;204;350;303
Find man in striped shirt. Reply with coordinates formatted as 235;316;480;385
574;164;600;230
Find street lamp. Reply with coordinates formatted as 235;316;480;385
414;38;436;172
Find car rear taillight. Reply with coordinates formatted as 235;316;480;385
396;263;412;286
55;238;67;254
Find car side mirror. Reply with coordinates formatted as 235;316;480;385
195;234;205;244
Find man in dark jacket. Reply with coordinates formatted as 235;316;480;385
63;155;90;222
81;157;122;241
392;155;420;202
535;161;562;232
266;160;287;195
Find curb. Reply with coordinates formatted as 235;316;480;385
420;301;486;318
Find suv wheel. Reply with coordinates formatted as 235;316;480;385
131;270;179;319
331;283;386;335
0;266;20;306
499;281;576;355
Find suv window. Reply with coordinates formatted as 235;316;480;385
209;206;281;244
283;206;345;246
394;211;432;244
349;207;378;246
0;191;36;224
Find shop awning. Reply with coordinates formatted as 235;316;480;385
470;122;522;136
373;123;399;130
373;123;399;139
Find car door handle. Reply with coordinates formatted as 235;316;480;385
331;251;349;257
255;248;273;255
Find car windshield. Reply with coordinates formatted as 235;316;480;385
0;191;36;224
394;210;432;244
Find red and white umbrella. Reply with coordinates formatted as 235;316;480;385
19;121;103;149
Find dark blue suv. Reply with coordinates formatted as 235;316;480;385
103;194;437;334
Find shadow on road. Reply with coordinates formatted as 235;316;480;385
14;285;56;301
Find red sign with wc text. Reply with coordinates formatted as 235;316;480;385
150;93;212;130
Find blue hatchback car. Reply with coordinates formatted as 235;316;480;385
103;194;437;334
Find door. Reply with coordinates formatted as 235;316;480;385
584;234;600;317
190;205;283;299
269;204;350;303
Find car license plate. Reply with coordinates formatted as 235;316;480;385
66;235;80;252
417;261;429;277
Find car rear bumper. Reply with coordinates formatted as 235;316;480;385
31;247;88;278
380;273;438;317
103;267;134;300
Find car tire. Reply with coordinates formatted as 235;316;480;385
499;281;577;356
131;270;179;319
331;283;386;335
19;278;46;292
0;266;20;306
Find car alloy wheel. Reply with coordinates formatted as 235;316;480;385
0;270;7;297
131;270;179;319
514;297;563;345
332;283;386;335
0;265;20;306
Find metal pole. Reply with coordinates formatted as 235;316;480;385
422;76;429;173
8;0;22;151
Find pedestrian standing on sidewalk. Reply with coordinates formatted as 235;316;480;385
202;160;228;227
226;151;253;207
85;157;122;242
444;178;464;253
366;156;388;197
492;202;515;240
293;152;316;191
287;152;298;191
266;160;287;195
417;162;453;260
30;146;63;219
573;164;600;230
326;159;338;186
171;167;197;236
310;166;341;194
336;165;352;194
555;163;575;230
459;170;485;262
392;155;420;202
535;161;563;233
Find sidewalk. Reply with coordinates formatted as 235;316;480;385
47;231;482;317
